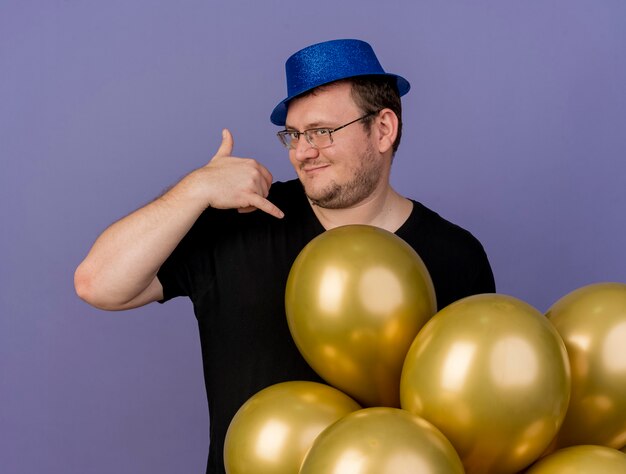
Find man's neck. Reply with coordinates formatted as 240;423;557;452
309;186;413;233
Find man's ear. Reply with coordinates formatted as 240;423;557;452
374;108;398;154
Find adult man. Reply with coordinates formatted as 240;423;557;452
75;39;495;473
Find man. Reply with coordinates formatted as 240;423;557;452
75;39;495;473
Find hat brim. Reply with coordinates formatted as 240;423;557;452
270;73;410;126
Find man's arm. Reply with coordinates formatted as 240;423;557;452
74;129;283;311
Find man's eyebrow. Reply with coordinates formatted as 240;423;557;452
284;121;329;130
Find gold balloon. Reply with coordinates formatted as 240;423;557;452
224;381;360;474
299;407;465;474
525;445;626;473
546;282;626;450
400;294;570;474
285;225;436;407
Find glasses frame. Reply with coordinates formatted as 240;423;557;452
277;111;378;150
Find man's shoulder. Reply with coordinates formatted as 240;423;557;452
405;200;485;249
409;200;467;232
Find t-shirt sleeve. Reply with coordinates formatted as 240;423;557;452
157;257;187;303
156;208;218;303
157;236;194;303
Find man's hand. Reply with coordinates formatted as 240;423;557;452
187;129;284;219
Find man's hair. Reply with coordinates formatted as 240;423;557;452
347;75;403;155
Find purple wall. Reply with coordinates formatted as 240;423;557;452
2;1;625;472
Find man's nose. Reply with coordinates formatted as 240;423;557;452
292;137;319;162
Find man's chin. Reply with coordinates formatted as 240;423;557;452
307;190;349;209
302;179;373;210
305;191;339;209
301;181;339;207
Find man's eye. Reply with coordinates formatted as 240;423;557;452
313;129;330;136
288;131;300;140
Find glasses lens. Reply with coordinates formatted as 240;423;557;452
306;129;332;149
278;132;293;148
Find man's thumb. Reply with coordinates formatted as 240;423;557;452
215;129;234;157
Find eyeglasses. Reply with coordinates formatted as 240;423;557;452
277;112;377;150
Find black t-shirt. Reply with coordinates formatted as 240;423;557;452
158;179;495;473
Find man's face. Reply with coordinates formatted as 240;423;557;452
284;82;387;209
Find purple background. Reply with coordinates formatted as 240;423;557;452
1;1;625;472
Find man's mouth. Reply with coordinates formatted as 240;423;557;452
301;162;331;173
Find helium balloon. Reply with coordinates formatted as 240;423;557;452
400;294;570;474
299;407;465;474
224;381;360;474
285;225;436;407
525;445;626;473
546;282;626;450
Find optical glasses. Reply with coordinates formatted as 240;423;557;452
277;112;377;150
